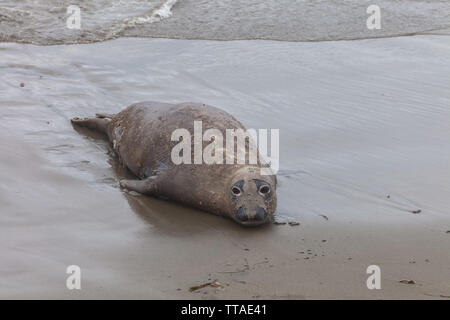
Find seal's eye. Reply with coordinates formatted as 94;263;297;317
259;185;270;195
232;186;242;196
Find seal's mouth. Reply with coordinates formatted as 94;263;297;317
237;220;270;227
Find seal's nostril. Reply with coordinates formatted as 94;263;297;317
255;207;267;221
236;206;248;221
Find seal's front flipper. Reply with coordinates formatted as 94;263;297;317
120;177;158;195
71;117;110;134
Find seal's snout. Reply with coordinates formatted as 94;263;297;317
235;205;268;226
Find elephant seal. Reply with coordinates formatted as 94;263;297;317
71;101;277;226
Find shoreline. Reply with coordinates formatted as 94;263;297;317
2;28;450;47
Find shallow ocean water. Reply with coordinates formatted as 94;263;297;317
1;0;449;44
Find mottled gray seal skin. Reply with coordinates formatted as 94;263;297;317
71;101;277;226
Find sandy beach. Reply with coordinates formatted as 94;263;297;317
1;34;450;299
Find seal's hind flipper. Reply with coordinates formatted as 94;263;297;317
120;177;158;195
71;117;110;134
95;113;115;119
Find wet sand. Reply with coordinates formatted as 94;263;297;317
1;36;450;299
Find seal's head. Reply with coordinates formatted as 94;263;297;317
228;167;277;226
